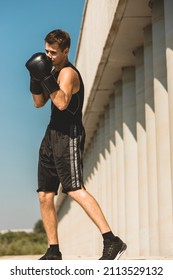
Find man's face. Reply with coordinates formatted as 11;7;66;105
45;42;68;68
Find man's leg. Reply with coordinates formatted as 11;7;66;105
38;191;62;260
39;191;58;244
68;188;110;234
68;187;127;260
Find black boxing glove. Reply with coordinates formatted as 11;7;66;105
25;52;59;95
30;75;42;94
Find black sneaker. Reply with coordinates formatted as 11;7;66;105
99;237;127;260
39;248;62;260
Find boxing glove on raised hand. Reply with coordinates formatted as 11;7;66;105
25;53;59;95
30;75;42;94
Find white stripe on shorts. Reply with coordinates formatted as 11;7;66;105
69;125;80;189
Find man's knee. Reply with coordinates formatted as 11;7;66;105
38;191;54;205
68;186;87;200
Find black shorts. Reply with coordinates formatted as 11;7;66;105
37;125;85;194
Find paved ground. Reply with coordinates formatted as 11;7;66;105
0;255;97;260
0;255;172;260
0;255;173;261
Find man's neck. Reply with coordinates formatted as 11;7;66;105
55;58;69;71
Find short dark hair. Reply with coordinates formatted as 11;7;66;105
45;29;71;51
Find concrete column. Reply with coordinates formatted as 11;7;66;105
104;107;112;224
122;68;139;256
94;126;103;256
91;137;101;257
134;46;149;256
164;0;173;215
114;81;126;240
81;142;97;257
152;0;173;255
143;24;159;256
97;117;107;214
109;94;118;230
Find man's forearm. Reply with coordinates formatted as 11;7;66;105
32;92;50;108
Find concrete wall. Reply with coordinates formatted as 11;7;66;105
58;0;173;259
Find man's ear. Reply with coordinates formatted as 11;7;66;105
64;48;69;55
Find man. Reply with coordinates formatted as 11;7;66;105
25;29;127;260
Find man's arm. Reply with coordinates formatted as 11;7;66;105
29;78;50;108
50;67;80;110
32;92;50;108
25;53;80;110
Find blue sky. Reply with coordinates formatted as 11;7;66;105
0;0;85;231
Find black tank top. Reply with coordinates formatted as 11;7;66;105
48;62;84;134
